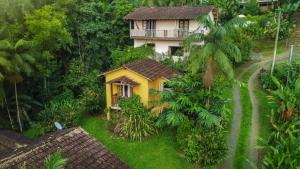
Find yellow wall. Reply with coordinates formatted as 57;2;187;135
105;68;149;108
104;68;168;108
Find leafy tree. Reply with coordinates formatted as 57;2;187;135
155;75;228;128
153;74;230;167
0;39;35;132
184;15;241;88
110;46;154;68
25;5;72;95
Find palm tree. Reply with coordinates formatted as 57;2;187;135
184;15;242;89
0;39;35;132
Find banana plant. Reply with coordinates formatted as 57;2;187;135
268;76;300;121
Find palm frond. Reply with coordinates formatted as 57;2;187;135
0;56;11;69
15;39;32;53
0;40;13;51
219;41;241;63
214;49;234;79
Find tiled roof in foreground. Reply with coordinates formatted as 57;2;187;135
124;6;215;20
0;127;130;169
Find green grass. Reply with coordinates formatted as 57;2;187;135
223;85;234;133
79;115;192;169
233;85;252;169
253;40;286;57
256;90;273;140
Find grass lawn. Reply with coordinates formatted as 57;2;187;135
256;89;273;140
223;85;234;133
79;115;192;169
233;85;252;169
253;40;286;57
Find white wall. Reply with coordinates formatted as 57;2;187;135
134;39;181;54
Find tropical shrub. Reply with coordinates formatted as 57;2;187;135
229;29;253;62
78;70;105;114
268;76;300;121
109;96;157;141
242;0;261;16
259;69;277;90
261;118;300;169
38;90;80;132
155;74;230;167
184;126;227;167
259;61;300;90
242;13;291;40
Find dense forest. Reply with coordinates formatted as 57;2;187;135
0;0;244;135
1;0;300;168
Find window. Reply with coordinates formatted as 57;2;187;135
146;20;156;30
130;20;134;29
146;43;155;48
160;83;172;91
169;46;183;56
179;20;189;30
122;85;132;97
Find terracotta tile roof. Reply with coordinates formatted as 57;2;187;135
123;58;177;80
107;76;140;86
0;130;31;159
0;127;130;169
124;6;215;20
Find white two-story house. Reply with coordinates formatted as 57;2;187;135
124;6;216;60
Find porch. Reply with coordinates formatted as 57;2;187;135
106;76;139;109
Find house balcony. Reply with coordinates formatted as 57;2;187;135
130;29;196;40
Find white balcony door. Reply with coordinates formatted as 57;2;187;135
146;20;156;30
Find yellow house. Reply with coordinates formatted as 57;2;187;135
103;58;177;109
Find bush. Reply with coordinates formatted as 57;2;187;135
109;96;157;141
242;13;291;40
242;0;261;15
259;61;300;90
38;90;80;132
262;118;300;169
259;69;277;90
79;71;105;114
230;29;253;63
178;124;228;167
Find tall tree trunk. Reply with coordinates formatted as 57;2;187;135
4;94;14;129
22;108;32;125
44;77;48;97
14;82;22;132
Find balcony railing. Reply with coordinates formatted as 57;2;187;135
130;29;194;40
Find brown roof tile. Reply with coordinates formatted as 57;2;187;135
123;58;178;80
107;76;140;86
124;6;215;20
0;127;130;169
